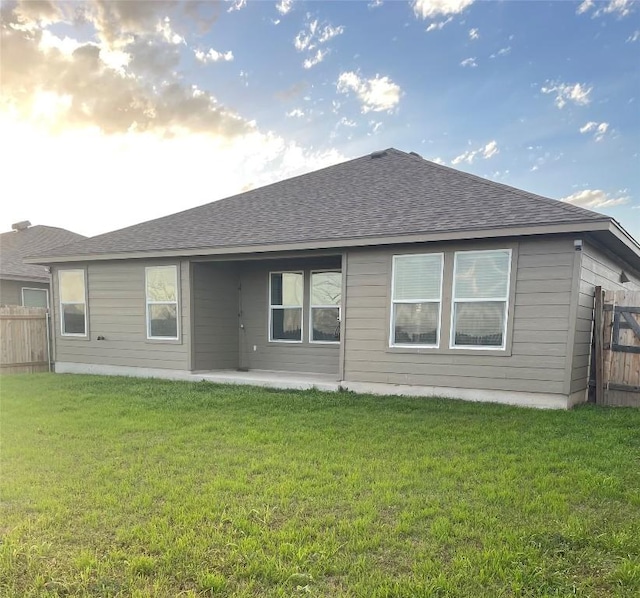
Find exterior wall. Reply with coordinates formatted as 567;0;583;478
192;262;239;371
570;240;640;395
52;259;191;370
0;279;49;306
238;257;341;376
343;236;577;397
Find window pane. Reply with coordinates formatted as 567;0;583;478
312;307;340;341
147;266;177;302
394;254;442;301
271;307;302;341
63;304;85;334
454;251;510;299
393;302;439;345
149;304;178;338
311;272;341;306
271;272;302;306
59;270;85;302
453;301;505;347
23;289;48;308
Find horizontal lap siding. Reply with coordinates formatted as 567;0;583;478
570;242;640;393
53;260;190;370
192;263;239;371
343;238;574;394
239;259;340;376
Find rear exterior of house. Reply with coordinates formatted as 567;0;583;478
35;149;640;409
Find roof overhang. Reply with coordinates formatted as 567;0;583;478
0;273;50;283
25;218;640;270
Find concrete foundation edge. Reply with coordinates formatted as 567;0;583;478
55;362;582;409
340;380;577;410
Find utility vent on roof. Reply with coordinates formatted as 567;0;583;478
370;150;388;159
409;151;422;158
11;220;31;231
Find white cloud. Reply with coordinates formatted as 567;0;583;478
627;30;640;42
579;121;610;141
336;71;402;113
426;18;452;31
194;48;234;64
227;0;247;13
413;0;475;19
578;0;635;17
286;108;305;118
541;81;592;108
303;49;328;69
469;28;479;40
452;140;499;165
276;0;294;15
429;156;446;165
460;57;477;68
157;17;185;45
318;24;344;44
490;46;511;58
338;116;357;127
294;17;343;68
561;189;630;209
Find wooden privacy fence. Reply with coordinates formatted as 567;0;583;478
0;306;50;374
593;288;640;407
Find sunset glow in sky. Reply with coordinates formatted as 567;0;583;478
1;0;638;240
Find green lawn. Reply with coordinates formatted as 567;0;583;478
1;375;639;597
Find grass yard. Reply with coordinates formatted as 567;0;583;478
1;375;640;597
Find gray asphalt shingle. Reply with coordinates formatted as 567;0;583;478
1;225;86;279
35;148;607;259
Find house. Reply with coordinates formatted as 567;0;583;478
0;221;86;308
28;149;640;409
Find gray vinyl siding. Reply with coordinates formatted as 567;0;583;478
52;260;190;370
192;262;239;371
569;240;640;394
238;257;341;376
343;237;576;394
0;279;49;306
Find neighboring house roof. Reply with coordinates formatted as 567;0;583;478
27;148;640;268
1;224;86;282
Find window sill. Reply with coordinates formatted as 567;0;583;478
386;345;512;357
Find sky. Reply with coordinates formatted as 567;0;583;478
1;0;639;242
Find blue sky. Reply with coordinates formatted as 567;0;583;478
1;0;638;240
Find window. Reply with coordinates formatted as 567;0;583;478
310;271;341;343
146;265;179;340
59;270;86;336
390;254;443;347
22;288;49;308
451;249;511;349
269;272;303;342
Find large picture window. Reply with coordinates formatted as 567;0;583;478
310;271;341;343
390;253;443;347
146;265;179;340
59;270;86;336
269;272;303;342
451;249;511;349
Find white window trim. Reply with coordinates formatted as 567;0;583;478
450;248;512;351
389;253;444;349
21;287;49;309
309;269;341;344
145;265;180;341
268;270;304;343
59;269;87;337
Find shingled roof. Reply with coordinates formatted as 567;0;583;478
32;148;622;261
1;224;86;281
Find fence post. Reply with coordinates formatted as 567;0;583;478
594;286;604;405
